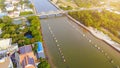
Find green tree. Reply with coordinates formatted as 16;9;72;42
37;59;50;68
3;34;10;38
29;4;34;9
2;16;12;24
32;43;38;53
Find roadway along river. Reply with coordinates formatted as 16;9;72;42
31;0;120;68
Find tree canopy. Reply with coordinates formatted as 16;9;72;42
69;10;120;43
37;58;50;68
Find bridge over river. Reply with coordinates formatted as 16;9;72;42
14;7;103;20
30;0;120;68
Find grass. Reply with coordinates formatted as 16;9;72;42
20;11;33;16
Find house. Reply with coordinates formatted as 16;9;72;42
0;38;12;50
14;11;20;17
0;38;18;68
5;4;14;11
8;12;14;18
0;53;13;68
0;38;18;55
24;8;33;12
11;52;21;68
37;42;45;58
12;0;20;4
19;45;37;68
4;0;12;4
16;6;22;11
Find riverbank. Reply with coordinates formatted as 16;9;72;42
42;39;56;68
66;14;120;52
49;0;61;10
40;17;56;68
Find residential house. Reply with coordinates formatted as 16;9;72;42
5;4;15;11
24;8;33;12
16;5;22;11
8;12;14;18
19;45;37;68
0;38;18;68
12;0;20;4
14;11;20;17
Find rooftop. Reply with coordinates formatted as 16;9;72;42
0;38;11;50
19;45;32;54
37;42;45;58
19;45;37;68
0;57;13;68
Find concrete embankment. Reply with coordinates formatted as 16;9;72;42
48;0;62;11
66;14;120;53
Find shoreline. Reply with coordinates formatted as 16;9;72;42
66;14;120;53
42;40;56;68
41;27;56;68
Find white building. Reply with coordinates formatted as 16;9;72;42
5;4;14;11
0;38;18;68
0;39;12;50
8;12;14;18
12;0;20;4
14;11;20;17
24;8;33;12
16;6;22;11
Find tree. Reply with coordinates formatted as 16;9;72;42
69;10;120;43
24;38;31;45
29;4;34;9
0;18;3;23
32;43;38;53
37;58;50;68
2;16;12;24
0;23;5;28
3;34;10;38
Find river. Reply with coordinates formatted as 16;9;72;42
31;0;120;68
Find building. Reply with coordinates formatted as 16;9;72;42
5;4;14;11
0;54;13;68
37;42;45;58
12;0;20;4
0;38;12;50
16;6;22;11
0;38;18;68
11;52;21;68
24;8;33;12
14;11;20;17
19;45;37;68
